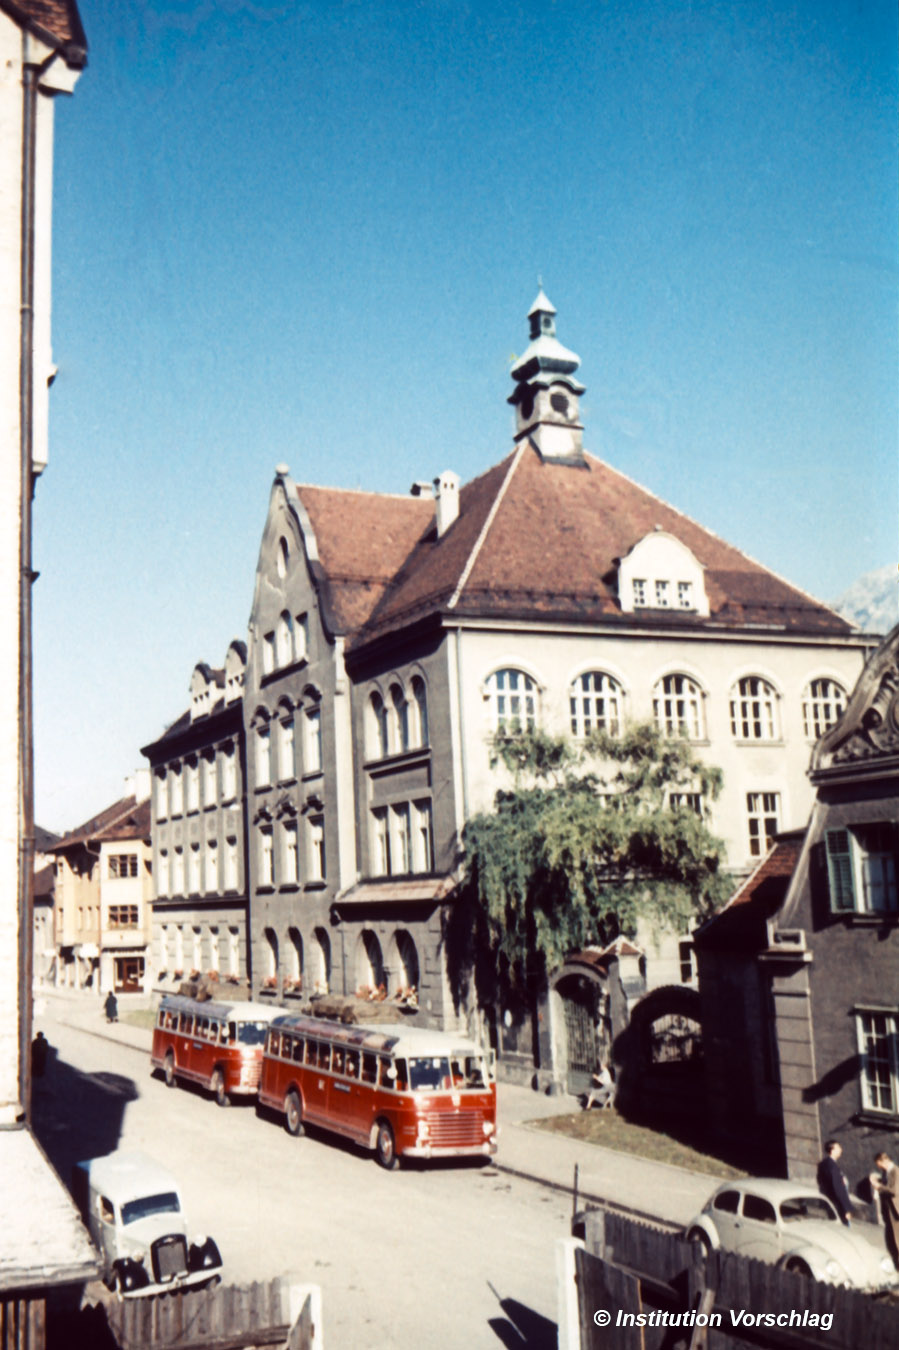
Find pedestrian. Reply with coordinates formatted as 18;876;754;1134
871;1151;899;1271
104;990;118;1023
31;1030;49;1078
817;1140;852;1225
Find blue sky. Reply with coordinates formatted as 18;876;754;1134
35;0;897;829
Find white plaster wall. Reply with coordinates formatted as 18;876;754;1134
455;624;867;870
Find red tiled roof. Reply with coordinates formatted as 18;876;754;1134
50;795;150;851
694;832;804;950
1;0;87;58
296;444;854;647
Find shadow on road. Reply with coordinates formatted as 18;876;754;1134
31;1041;138;1186
488;1294;556;1349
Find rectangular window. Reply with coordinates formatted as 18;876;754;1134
632;578;646;606
259;828;274;886
283;820;299;884
188;844;201;894
109;854;139;879
856;1010;899;1115
372;808;389;876
670;793;703;815
278;719;295;781
309;817;325;881
677;580;693;609
826;825;899;914
186;761;200;812
747;792;780;857
221;745;237;800
108;905;139;928
170;768;184;816
205;839;218;894
172;848;185;896
154;775;167;821
202;753;217;806
224;837;238;891
414;800;433;873
305;708;322;774
655;579;670;607
256;727;271;786
262;633;276;674
390;804;411;874
294;613;308;663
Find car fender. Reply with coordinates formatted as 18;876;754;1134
778;1240;833;1282
686;1216;720;1248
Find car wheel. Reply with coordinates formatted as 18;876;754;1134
687;1228;711;1258
211;1068;229;1108
285;1090;304;1137
164;1052;176;1088
375;1120;399;1171
785;1257;812;1278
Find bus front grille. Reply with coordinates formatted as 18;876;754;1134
424;1110;485;1148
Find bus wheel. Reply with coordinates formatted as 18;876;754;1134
375;1120;399;1171
285;1090;304;1137
164;1053;176;1088
211;1069;229;1108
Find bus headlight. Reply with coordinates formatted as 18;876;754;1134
482;1121;494;1136
417;1121;430;1141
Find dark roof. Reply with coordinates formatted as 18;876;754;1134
33;863;54;900
296;444;854;650
49;795;151;852
694;832;805;952
34;824;60;853
1;0;87;63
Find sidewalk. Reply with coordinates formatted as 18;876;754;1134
36;988;887;1250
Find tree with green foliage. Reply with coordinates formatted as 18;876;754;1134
451;723;730;1000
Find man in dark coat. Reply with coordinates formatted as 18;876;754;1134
873;1151;899;1271
817;1140;852;1225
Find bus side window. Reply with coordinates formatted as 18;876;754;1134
180;1013;193;1035
221;1022;232;1043
361;1052;378;1085
98;1195;115;1225
345;1050;360;1079
332;1047;345;1075
283;1033;295;1059
270;1031;281;1057
319;1043;332;1072
292;1037;304;1063
197;1017;209;1039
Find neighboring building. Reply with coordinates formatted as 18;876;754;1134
0;0;97;1326
49;776;152;994
141;643;251;992
32;824;59;986
233;291;870;1086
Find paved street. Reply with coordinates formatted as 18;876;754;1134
33;996;567;1349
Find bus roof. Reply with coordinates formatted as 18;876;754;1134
159;994;277;1023
269;1014;485;1058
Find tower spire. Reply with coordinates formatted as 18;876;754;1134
509;291;586;462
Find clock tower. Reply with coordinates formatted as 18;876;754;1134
508;290;586;462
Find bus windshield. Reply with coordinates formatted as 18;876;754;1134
121;1191;180;1225
408;1054;489;1092
232;1022;269;1047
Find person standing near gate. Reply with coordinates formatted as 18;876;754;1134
872;1151;899;1272
817;1140;852;1225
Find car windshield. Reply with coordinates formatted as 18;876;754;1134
121;1191;180;1225
234;1022;268;1046
780;1196;838;1223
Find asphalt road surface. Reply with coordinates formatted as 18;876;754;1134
32;1007;568;1348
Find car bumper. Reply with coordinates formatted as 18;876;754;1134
121;1266;221;1299
402;1140;497;1160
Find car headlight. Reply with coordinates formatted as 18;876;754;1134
824;1260;842;1281
881;1257;895;1275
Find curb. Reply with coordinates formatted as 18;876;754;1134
493;1157;682;1233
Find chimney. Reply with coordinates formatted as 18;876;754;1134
125;767;152;803
433;470;460;537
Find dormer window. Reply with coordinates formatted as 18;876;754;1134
618;533;709;618
678;581;694;609
633;579;647;607
654;580;670;607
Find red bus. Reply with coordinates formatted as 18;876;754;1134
258;1015;497;1169
151;995;277;1107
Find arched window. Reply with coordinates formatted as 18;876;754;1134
391;930;419;994
277;536;289;579
411;676;429;747
276;612;294;667
255;724;271;785
570;671;622;737
277;715;295;781
730;676;779;742
486;668;539;735
653;674;705;740
390;684;409;753
312;927;330;995
802;678;847;740
263;928;278;981
356;931;385;995
287;927;303;985
368;692;389;759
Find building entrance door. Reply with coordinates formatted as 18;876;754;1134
115;956;144;992
558;975;603;1096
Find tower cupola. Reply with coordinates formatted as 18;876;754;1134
508;290;586;462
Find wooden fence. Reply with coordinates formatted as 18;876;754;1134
102;1277;321;1350
568;1210;898;1350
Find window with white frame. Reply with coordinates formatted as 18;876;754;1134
288;927;303;984
205;839;218;893
803;678;847;740
109;854;138;879
746;792;780;857
305;706;322;774
259;827;274;887
570;671;622;738
188;843;201;894
282;820;299;884
221;743;237;800
855;1009;899;1115
191;926;202;972
154;772;167;821
730;676;779;741
277;716;295;781
372;808;390;876
186;760;200;813
276;611;294;667
173;926;183;973
262;632;276;674
677;581;694;609
654;579;670;607
486;667;539;735
159;849;169;896
202;752;217;806
632;578;647;606
414;800;433;872
294;613;308;663
390;804;411;874
369;692;389;759
308;816;325;881
256;724;271;785
825;825;899;914
170;766;184;816
653;674;705;740
264;927;278;980
390;685;410;753
670;792;703;815
228;926;240;976
411;676;429;747
172;847;185;895
224;836;238;891
312;927;330;994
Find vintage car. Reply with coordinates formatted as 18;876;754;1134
685;1178;898;1291
73;1151;223;1297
